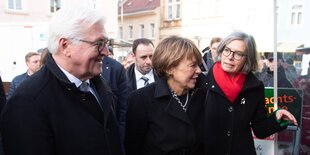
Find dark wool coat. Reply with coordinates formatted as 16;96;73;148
0;76;6;113
125;75;207;155
204;66;286;155
0;54;121;155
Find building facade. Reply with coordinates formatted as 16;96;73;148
0;0;118;81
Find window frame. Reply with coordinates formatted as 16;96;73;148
6;0;27;13
128;25;133;40
165;0;181;20
290;4;303;25
140;24;144;38
119;26;123;39
149;23;155;39
49;0;61;13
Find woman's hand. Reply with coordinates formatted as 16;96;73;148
276;109;298;126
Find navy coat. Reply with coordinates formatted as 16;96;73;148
204;66;286;155
7;72;29;99
101;56;128;153
0;54;121;155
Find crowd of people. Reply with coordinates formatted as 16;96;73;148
0;6;306;155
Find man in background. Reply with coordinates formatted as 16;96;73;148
201;37;222;72
7;52;40;99
101;45;128;155
126;38;157;92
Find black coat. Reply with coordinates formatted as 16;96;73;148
125;75;207;155
0;54;121;155
204;67;286;155
0;76;6;113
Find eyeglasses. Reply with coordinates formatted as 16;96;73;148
71;38;109;53
222;47;247;61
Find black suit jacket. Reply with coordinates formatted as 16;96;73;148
125;75;207;155
125;63;158;92
0;54;121;155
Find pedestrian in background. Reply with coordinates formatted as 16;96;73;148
126;38;157;92
201;37;222;72
0;6;121;155
125;35;206;155
7;52;40;99
101;45;129;155
203;31;298;155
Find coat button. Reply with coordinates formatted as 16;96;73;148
211;85;215;88
228;106;233;112
227;130;231;136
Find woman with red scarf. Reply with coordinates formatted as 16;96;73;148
203;31;298;155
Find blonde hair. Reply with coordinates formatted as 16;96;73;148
153;35;202;79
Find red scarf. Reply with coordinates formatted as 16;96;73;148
213;62;246;103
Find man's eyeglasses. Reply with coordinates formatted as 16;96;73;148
222;47;247;61
71;38;109;53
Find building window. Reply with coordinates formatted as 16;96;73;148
166;0;181;20
119;26;123;39
290;5;302;25
150;23;155;38
8;0;21;10
175;0;181;19
128;26;133;39
87;0;97;8
140;24;144;38
50;0;61;13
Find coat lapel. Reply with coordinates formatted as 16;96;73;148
92;76;115;125
165;98;192;125
154;78;192;125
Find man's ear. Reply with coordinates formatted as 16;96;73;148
59;38;71;56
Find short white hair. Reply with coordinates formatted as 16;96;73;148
47;6;106;54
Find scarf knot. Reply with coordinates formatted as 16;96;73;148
213;62;246;103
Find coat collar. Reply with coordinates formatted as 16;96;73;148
153;75;207;125
154;74;207;98
45;53;114;125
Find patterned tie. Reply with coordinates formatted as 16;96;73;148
141;76;149;86
79;81;91;92
79;81;101;108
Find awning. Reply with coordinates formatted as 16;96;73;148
277;42;302;52
110;39;133;48
296;42;310;54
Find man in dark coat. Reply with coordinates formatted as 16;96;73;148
101;56;128;155
7;52;41;99
0;7;121;155
126;38;158;92
258;55;293;88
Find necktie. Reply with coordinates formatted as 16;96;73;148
141;76;149;86
79;82;100;103
79;81;91;92
79;81;103;111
